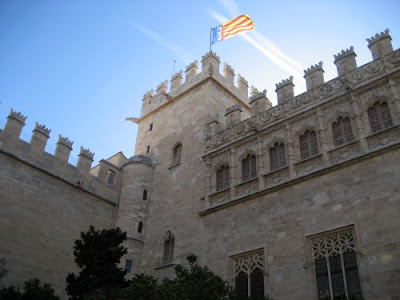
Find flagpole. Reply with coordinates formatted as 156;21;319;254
209;27;212;52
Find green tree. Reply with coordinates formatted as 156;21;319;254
0;278;59;300
118;274;159;300
157;254;234;300
66;226;128;300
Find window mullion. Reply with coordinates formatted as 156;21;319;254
340;252;349;300
326;256;334;299
247;269;251;298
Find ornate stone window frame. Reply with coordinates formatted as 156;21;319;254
304;225;364;300
229;248;266;300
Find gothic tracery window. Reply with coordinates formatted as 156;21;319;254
269;143;287;171
173;143;182;165
216;165;230;191
242;154;257;182
312;229;363;300
233;250;265;300
300;130;319;160
367;101;393;133
162;232;174;265
332;117;354;147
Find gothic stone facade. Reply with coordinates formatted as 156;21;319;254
1;30;400;299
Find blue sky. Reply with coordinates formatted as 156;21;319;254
1;0;399;166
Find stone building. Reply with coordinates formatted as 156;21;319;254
1;29;400;299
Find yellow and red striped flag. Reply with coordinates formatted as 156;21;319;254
212;15;254;44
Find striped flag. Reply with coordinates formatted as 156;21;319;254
212;15;254;44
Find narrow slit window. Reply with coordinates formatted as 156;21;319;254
149;123;153;131
146;145;150;154
124;259;132;274
137;221;143;233
143;189;148;200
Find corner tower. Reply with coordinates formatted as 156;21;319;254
125;52;252;278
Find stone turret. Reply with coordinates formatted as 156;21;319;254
304;62;324;91
117;155;153;275
30;122;51;152
249;89;272;116
225;104;242;127
55;135;73;163
77;146;94;175
334;46;357;76
276;76;294;104
207;114;221;136
4;109;26;138
367;29;393;60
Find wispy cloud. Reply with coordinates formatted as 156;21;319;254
128;23;195;65
211;0;306;84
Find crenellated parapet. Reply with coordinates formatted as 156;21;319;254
205;29;400;154
138;54;252;120
0;110;126;203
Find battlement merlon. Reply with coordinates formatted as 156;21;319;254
225;103;242;127
55;135;74;163
367;29;393;60
4;109;27;138
202;51;220;75
275;76;295;104
77;146;95;175
171;70;183;91
304;62;325;91
237;74;249;97
334;46;357;76
249;89;272;116
156;80;168;94
30;122;51;152
224;63;235;87
185;60;198;81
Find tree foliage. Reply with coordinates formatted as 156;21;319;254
0;278;59;300
119;254;234;300
66;226;127;300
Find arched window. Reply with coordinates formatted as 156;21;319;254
216;165;230;191
173;143;182;165
242;154;257;181
300;130;319;160
137;221;143;234
368;101;393;133
269;143;286;171
162;232;174;265
332;117;354;147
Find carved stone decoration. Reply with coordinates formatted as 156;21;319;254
247;118;257;131
367;126;400;151
389;50;400;65
351;68;367;81
312;230;355;260
329;141;360;164
271;106;283;118
209;189;230;208
264;167;289;188
260;110;272;124
233;251;264;276
295;155;323;177
208;63;214;75
319;84;332;96
236;179;258;198
366;61;382;75
235;123;246;135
